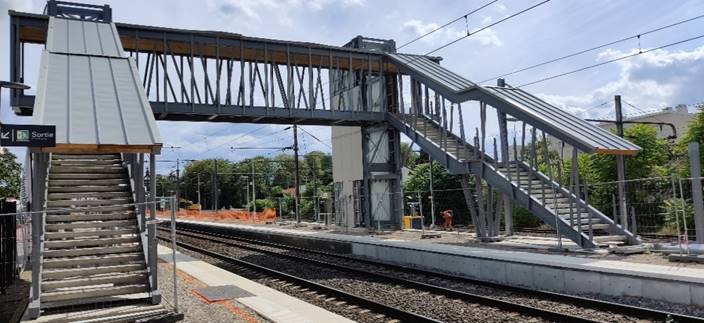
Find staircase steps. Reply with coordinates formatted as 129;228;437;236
51;166;125;174
45;219;137;231
41;285;148;303
49;179;129;186
34;303;177;323
49;173;125;180
44;236;140;249
42;263;146;280
42;273;146;292
47;198;131;208
44;245;141;258
48;191;131;200
46;211;135;222
38;153;152;310
389;113;638;248
48;186;131;193
45;228;137;240
43;253;144;269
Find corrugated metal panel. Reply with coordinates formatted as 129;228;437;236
386;53;475;93
46;17;125;58
32;51;161;147
485;86;641;154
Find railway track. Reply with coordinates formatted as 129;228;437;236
157;223;704;322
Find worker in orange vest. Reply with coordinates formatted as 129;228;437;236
441;209;453;230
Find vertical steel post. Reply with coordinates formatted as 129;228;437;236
293;125;301;223
573;149;582;243
688;142;704;243
614;95;628;229
251;162;256;221
428;157;435;228
149;154;160;304
170;196;178;313
671;176;684;254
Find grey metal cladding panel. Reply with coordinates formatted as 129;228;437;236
32;52;68;142
39;53;71;143
111;58;161;145
47;17;124;57
487;86;640;152
486;87;612;151
91;57;128;145
502;88;636;151
387;53;474;92
68;55;98;144
503;87;638;151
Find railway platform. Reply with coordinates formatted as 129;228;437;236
175;219;704;308
156;244;354;323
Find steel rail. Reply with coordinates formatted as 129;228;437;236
156;234;440;323
164;223;704;323
161;226;605;323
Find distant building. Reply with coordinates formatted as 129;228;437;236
596;104;693;140
543;104;694;157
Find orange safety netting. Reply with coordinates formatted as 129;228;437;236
156;208;277;223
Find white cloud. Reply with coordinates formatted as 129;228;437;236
401;19;502;47
537;45;704;118
481;16;493;24
208;0;364;26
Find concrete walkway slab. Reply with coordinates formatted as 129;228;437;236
157;244;354;323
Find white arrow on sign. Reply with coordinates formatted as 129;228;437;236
0;131;10;140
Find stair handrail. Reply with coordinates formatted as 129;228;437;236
28;152;51;318
122;153;155;299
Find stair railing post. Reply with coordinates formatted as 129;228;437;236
573;149;582;243
541;132;562;248
170;196;179;313
528;128;537;208
512;136;519;185
458;103;468;161
441;99;447;153
584;178;593;242
568;148;576;229
398;75;405;117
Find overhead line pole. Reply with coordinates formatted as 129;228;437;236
293;125;301;224
615;95;628;229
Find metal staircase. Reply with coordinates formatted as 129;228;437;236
388;113;639;248
35;153;168;318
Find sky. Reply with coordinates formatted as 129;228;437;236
1;0;703;175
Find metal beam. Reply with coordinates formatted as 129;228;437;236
9;10;395;71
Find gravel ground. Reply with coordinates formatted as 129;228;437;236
167;228;704;321
158;261;268;323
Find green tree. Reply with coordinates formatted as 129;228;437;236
400;142;418;168
675;106;704;176
403;161;470;224
576;124;670;212
0;149;22;199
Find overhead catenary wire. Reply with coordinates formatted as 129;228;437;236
479;13;704;84
299;126;332;149
397;0;499;50
315;1;550;110
517;32;704;88
424;0;551;57
200;125;278;156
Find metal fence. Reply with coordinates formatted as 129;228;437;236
0;199;20;294
584;176;702;241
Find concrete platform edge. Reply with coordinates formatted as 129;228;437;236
178;220;704;307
